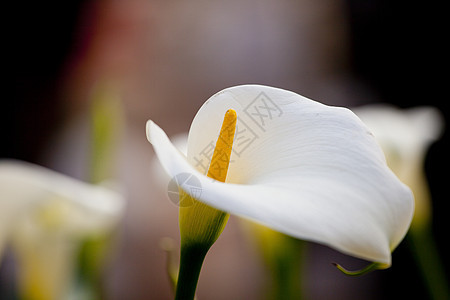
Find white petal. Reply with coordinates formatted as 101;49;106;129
0;160;124;257
353;105;444;162
147;85;414;265
353;105;444;229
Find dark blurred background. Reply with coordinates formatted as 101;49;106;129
2;1;448;299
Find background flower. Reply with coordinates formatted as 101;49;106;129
0;160;124;300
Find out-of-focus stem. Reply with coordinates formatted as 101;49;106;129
408;226;449;300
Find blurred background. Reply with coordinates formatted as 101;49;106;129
2;0;448;299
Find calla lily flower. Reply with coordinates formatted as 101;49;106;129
146;85;414;266
353;105;448;299
0;159;124;300
353;104;443;229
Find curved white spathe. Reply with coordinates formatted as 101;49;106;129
0;160;124;231
146;85;414;265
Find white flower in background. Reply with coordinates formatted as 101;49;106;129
353;105;443;230
146;85;414;266
0;160;124;300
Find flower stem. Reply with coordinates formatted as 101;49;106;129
268;238;305;300
408;226;449;300
174;244;208;300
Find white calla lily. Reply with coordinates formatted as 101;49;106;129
353;105;443;229
146;85;414;266
353;104;448;299
0;159;124;300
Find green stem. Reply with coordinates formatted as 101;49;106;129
175;244;208;300
408;226;449;300
269;238;305;300
333;261;382;277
